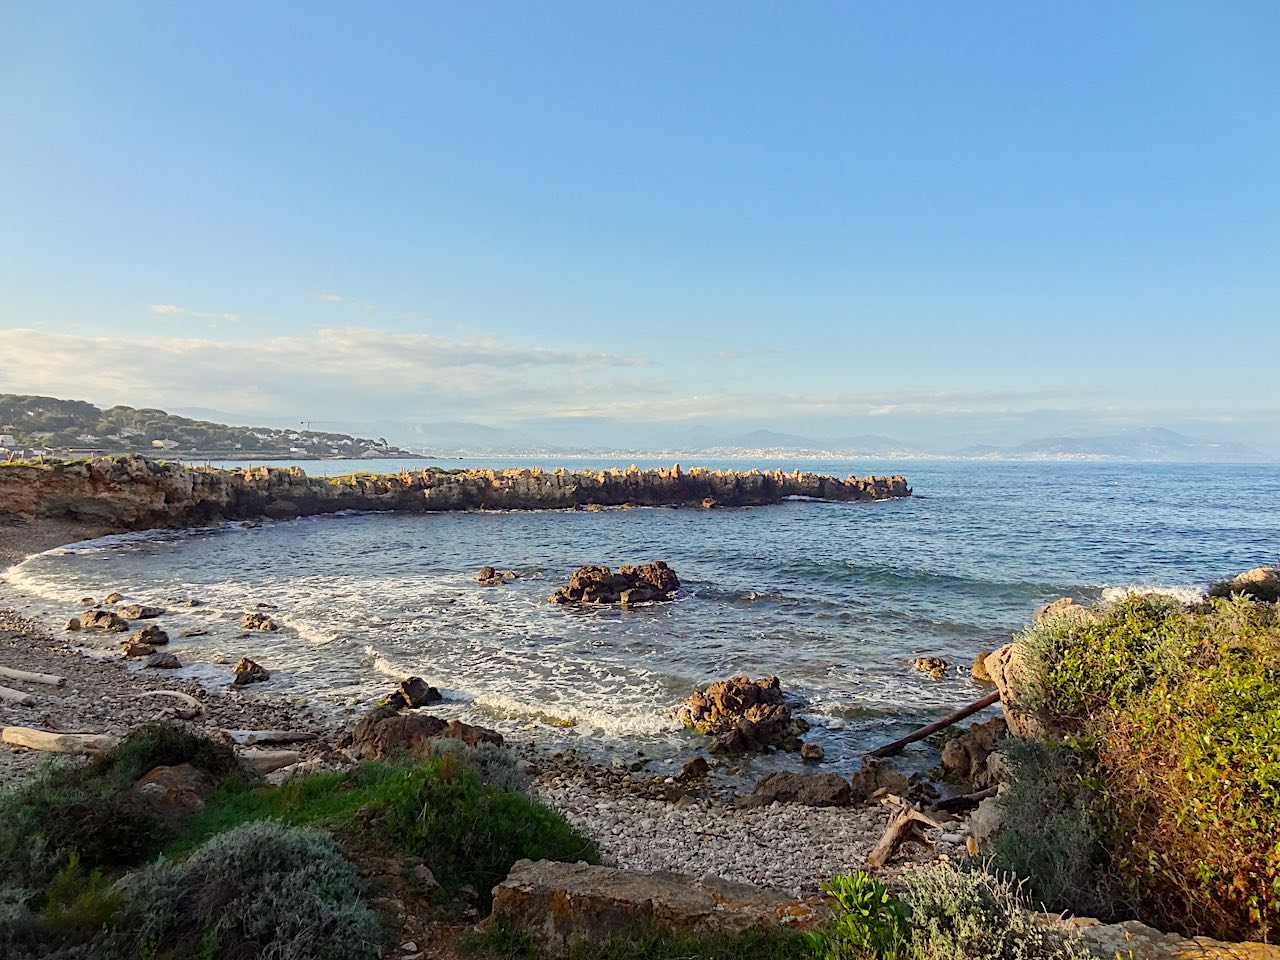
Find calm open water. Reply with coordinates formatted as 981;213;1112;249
7;458;1278;773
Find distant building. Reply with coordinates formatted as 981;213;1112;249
151;439;180;450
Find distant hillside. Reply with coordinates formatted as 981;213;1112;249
954;427;1267;462
0;394;413;459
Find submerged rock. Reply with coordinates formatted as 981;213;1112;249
477;566;518;586
911;656;949;679
104;591;125;605
118;603;164;620
549;561;679;606
485;860;827;954
144;652;181;669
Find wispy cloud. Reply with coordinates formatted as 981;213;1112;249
149;304;239;326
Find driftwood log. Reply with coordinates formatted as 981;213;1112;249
135;690;204;712
866;799;942;868
931;785;999;814
1;726;119;754
222;730;317;747
0;666;65;687
241;748;302;774
0;684;36;706
865;690;1001;759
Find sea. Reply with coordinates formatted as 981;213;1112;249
5;457;1278;777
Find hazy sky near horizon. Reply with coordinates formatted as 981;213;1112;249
2;3;1278;449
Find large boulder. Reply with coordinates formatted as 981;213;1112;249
232;658;270;685
131;625;169;646
849;760;910;802
549;561;679;605
1209;566;1280;603
117;603;164;620
80;609;128;632
484;860;826;954
1068;918;1280;959
985;643;1057;739
387;675;442;709
675;676;809;753
939;717;1008;786
739;771;851;808
131;763;215;822
338;705;503;760
241;612;278;631
1035;597;1095;624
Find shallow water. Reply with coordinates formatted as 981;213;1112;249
6;458;1278;774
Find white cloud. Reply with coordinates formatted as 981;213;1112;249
318;294;343;303
149;304;239;326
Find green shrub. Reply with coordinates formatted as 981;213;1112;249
425;738;529;794
0;886;39;960
987;739;1114;919
169;756;597;906
900;865;1090;960
0;724;242;889
112;820;381;960
809;872;907;960
1011;595;1280;941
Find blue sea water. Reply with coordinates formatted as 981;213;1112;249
6;458;1278;774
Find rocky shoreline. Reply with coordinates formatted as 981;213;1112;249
0;455;910;530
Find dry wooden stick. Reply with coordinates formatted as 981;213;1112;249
0;684;36;706
0;666;65;687
864;690;1001;759
866;800;942;869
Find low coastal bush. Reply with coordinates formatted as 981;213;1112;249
171;752;597;905
464;922;818;960
809;872;908;960
899;866;1090;960
987;739;1113;919
1014;595;1280;941
112;820;381;960
0;724;242;889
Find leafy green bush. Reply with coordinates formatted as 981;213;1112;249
170;756;597;906
0;724;242;889
809;872;907;960
900;866;1090;960
987;739;1114;919
1012;595;1280;941
112;820;380;960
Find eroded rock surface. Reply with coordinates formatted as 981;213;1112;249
485;860;827;954
1069;918;1280;959
339;705;503;760
740;772;851;808
549;561;679;605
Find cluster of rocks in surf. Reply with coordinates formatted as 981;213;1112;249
675;675;815;755
0;455;911;530
549;561;680;606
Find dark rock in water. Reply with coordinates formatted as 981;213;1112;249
132;625;169;646
971;650;995;684
701;497;718;509
477;566;518;586
910;656;949;679
800;742;824;762
678;755;710;780
241;612;278;631
338;705;502;760
939;716;1007;787
232;657;270;685
79;597;96;606
740;771;851;808
131;763;215;822
121;639;155;657
549;561;679;606
387;675;442;709
487;860;827;953
104;591;125;605
1209;565;1280;603
178;629;208;638
676;675;809;753
64;617;81;632
145;652;181;669
118;603;164;620
81;609;127;631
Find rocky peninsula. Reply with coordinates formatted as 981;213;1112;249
0;455;910;530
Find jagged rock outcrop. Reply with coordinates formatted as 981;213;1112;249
739;771;851;808
1209;566;1280;603
231;658;269;685
549;562;680;605
675;676;810;753
939;716;1008;786
338;705;503;759
484;860;827;954
0;456;910;531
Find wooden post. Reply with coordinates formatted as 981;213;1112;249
864;690;1001;760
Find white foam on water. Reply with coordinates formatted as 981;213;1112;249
1099;584;1206;606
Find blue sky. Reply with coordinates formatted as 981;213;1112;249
2;2;1278;450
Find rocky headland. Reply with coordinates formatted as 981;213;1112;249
0;455;910;531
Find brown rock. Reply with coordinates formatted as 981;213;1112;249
104;591;125;604
131;763;215;822
1070;918;1280;960
145;652;181;669
477;565;504;586
118;603;164;620
701;497;718;509
971;650;994;684
392;676;442;709
64;617;81;632
911;656;949;679
232;657;270;685
676;676;808;754
1210;566;1280;603
121;639;156;657
131;625;169;646
549;562;680;606
986;643;1056;739
241;612;278;631
740;771;851;808
938;717;1007;786
338;705;503;760
484;860;827;954
79;597;95;606
81;609;128;631
850;760;909;802
678;755;710;780
800;742;824;762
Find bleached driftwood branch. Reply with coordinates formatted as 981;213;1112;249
1;726;119;754
866;799;942;869
0;666;65;687
0;685;36;706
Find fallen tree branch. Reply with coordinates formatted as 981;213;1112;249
223;729;317;747
866;800;941;869
1;726;119;754
864;690;1001;759
0;684;36;706
931;785;998;814
0;666;65;687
